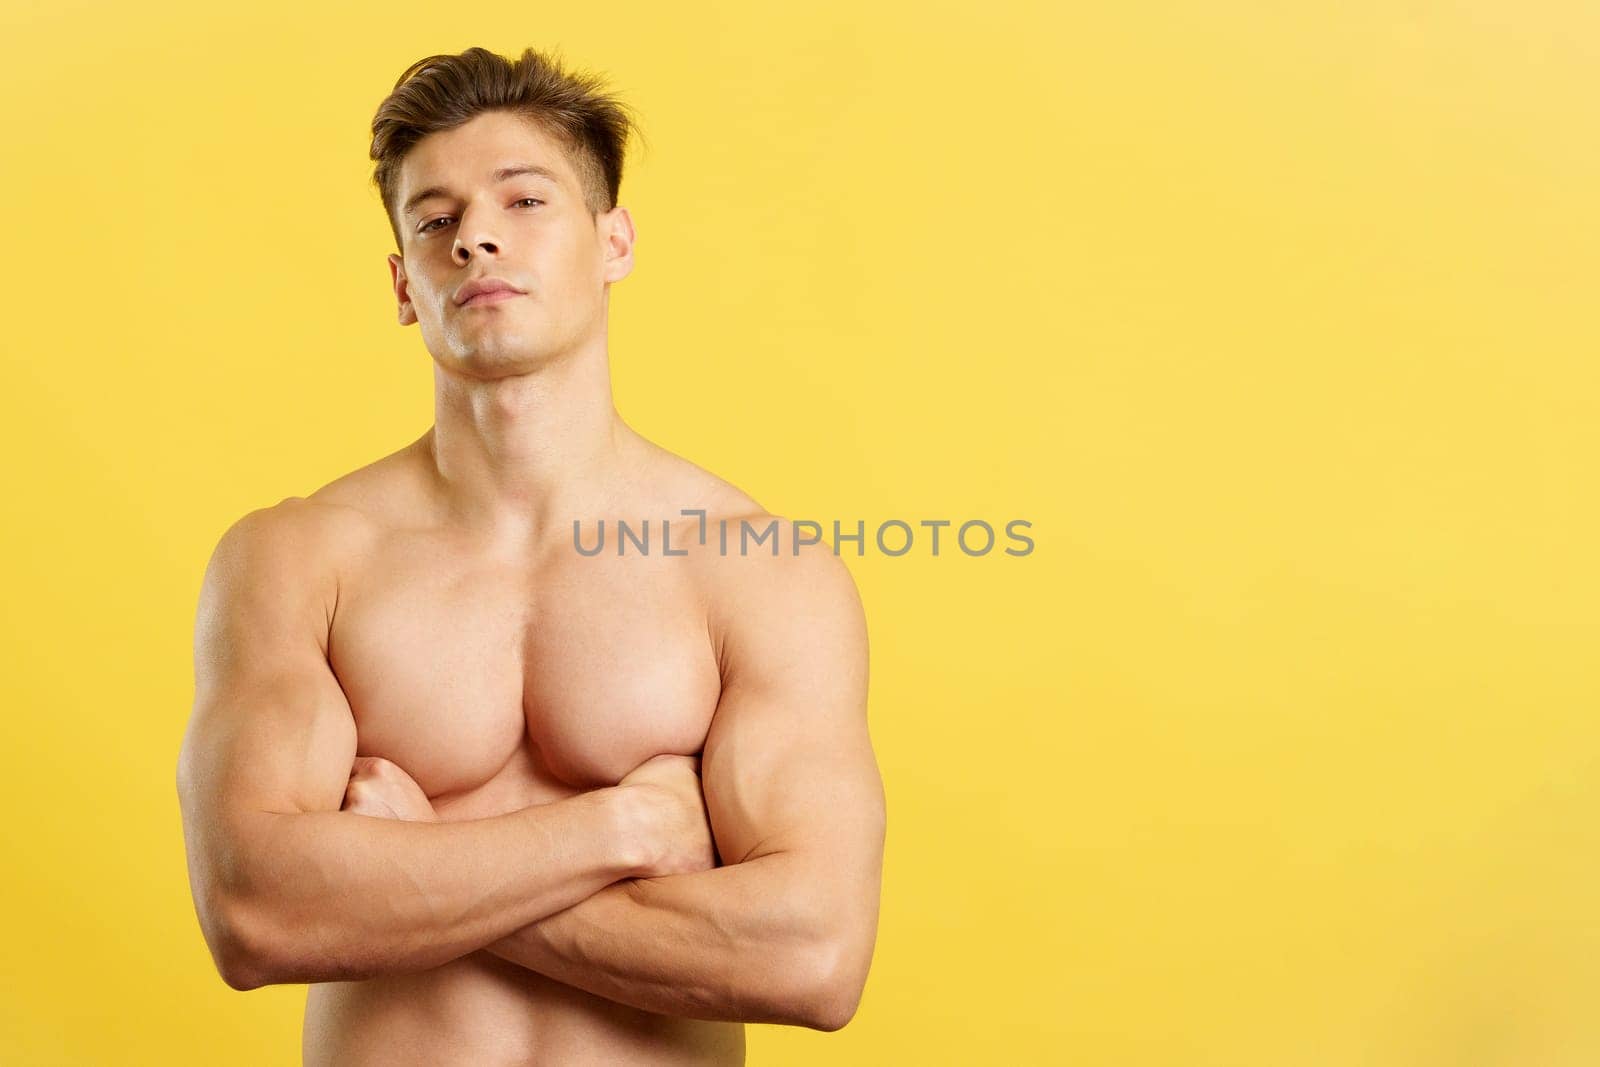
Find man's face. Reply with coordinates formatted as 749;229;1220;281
387;110;634;376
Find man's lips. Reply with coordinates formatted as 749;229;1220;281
453;276;527;306
460;289;523;308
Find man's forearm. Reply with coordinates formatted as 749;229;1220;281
480;852;852;1030
217;786;648;988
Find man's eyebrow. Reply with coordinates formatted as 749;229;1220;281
402;165;562;218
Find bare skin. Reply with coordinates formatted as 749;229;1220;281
176;109;885;1066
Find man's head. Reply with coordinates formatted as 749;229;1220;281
370;47;640;376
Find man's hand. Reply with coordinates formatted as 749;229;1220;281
342;756;438;822
616;754;718;877
341;750;715;880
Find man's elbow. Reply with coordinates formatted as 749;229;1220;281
201;889;343;991
217;948;269;993
801;982;864;1033
199;892;278;991
789;934;871;1032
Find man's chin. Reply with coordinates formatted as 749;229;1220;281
435;344;554;378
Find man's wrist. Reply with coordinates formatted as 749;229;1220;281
596;784;661;880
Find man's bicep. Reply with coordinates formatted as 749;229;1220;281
701;545;884;882
178;501;359;840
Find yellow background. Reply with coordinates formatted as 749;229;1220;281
2;1;1596;1063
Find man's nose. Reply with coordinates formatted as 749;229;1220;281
451;207;503;263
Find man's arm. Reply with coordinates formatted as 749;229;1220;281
175;500;690;990
481;535;887;1031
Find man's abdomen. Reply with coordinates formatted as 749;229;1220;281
302;954;746;1066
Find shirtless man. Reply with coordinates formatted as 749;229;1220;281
175;46;886;1065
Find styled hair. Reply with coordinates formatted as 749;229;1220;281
369;46;640;250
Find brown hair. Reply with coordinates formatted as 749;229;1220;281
369;46;641;250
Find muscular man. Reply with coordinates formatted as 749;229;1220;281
175;46;886;1065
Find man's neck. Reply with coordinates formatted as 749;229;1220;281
422;345;639;544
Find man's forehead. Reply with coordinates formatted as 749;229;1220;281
398;118;577;213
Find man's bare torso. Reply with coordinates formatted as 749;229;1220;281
296;432;756;1065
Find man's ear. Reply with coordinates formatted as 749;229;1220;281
387;253;418;326
598;205;635;284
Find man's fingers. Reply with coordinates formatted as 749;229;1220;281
349;755;400;780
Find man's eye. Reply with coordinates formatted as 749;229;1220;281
419;200;539;234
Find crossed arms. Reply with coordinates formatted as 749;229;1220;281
175;501;886;1031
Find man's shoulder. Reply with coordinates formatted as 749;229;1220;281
629;436;762;519
623;441;865;656
209;442;415;589
298;436;429;530
692;511;866;662
207;494;374;597
224;494;373;548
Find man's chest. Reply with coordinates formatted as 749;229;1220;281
325;537;722;807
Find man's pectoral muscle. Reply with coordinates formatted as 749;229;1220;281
176;501;716;990
352;538;886;1031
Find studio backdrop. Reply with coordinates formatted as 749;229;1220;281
2;2;1597;1064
